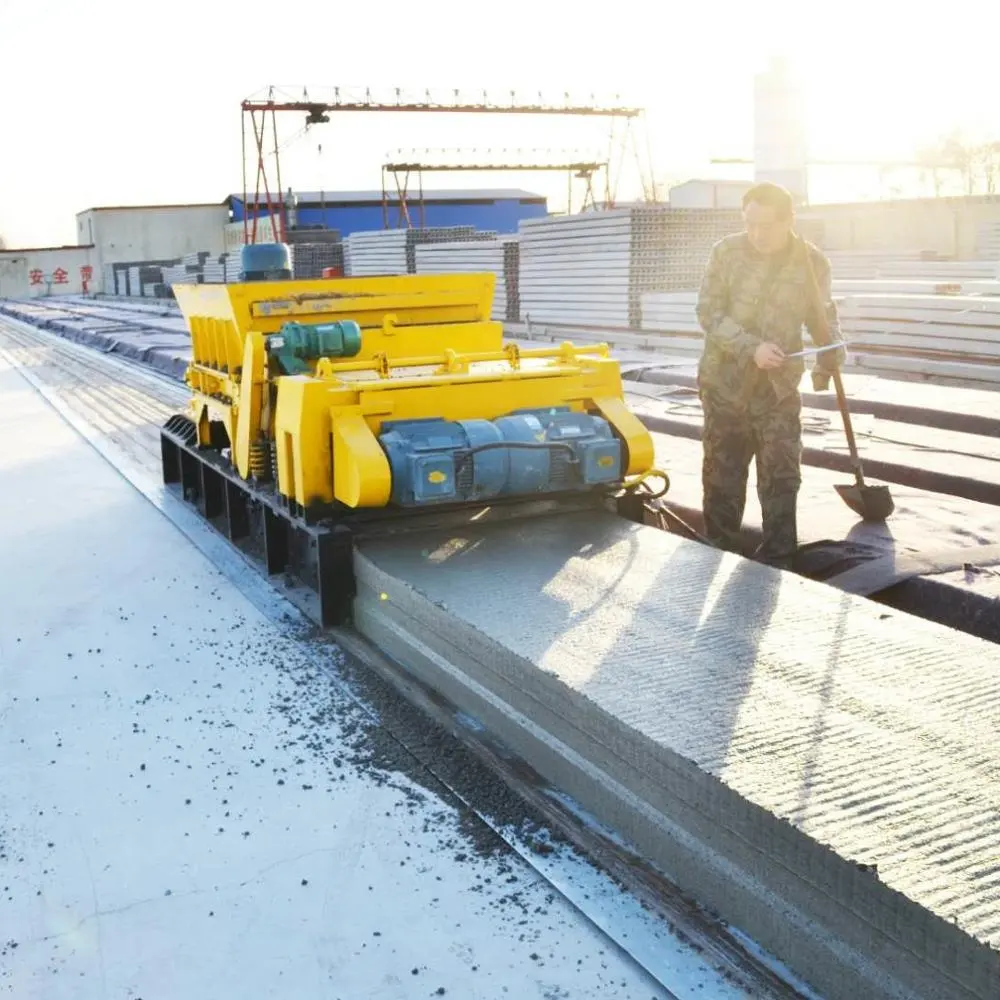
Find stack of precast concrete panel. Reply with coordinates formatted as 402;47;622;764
838;291;1000;386
201;256;226;283
290;243;345;279
826;251;1000;282
286;227;342;245
657;207;745;291
344;227;485;276
503;239;520;322
825;250;939;280
286;228;345;278
640;287;1000;388
876;259;1000;281
414;238;520;321
977;221;1000;258
518;207;740;329
343;230;410;276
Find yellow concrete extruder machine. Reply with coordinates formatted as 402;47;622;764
160;242;666;625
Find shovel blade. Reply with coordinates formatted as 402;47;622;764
835;482;895;522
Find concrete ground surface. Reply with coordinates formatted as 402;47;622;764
0;359;741;998
0;306;1000;996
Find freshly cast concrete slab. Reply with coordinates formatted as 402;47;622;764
354;511;1000;1000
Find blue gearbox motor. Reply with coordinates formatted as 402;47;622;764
378;407;623;507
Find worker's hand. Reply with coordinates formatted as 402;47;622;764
811;370;832;392
754;342;786;370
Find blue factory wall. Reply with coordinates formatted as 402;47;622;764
228;192;548;236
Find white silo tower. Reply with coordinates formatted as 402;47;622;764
753;57;808;204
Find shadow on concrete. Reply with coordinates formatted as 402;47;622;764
407;511;786;778
788;588;852;827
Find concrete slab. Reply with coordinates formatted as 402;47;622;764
620;362;1000;435
635;403;1000;553
0;359;690;1000
624;389;1000;500
0;299;191;379
354;511;1000;1000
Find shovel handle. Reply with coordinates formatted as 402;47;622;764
831;368;866;489
800;239;867;491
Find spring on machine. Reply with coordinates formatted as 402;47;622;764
249;439;272;481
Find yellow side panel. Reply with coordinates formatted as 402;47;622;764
234;331;266;479
172;283;242;324
591;396;655;476
340;372;597;434
355;322;501;360
332;411;392;509
273;378;336;507
188;316;204;366
173;273;496;349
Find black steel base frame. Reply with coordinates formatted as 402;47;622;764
160;415;637;629
160;416;355;627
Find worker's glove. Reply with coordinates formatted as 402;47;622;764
811;370;832;392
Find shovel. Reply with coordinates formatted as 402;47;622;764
829;367;895;521
801;239;895;521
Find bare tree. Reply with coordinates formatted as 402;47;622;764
916;144;948;196
914;132;1000;196
971;141;1000;195
0;234;6;251
938;133;976;195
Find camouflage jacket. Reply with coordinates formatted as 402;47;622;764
695;232;846;408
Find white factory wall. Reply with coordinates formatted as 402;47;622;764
0;246;96;299
669;180;748;209
77;205;229;276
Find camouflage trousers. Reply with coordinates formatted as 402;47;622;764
700;390;803;561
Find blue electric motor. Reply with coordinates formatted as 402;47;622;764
378;407;623;507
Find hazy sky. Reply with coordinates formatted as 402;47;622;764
3;0;1000;247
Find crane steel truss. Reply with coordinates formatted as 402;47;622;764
380;149;607;228
240;86;654;243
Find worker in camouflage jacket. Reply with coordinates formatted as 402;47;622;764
695;181;846;564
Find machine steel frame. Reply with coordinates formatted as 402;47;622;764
240;86;654;242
